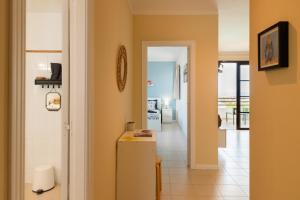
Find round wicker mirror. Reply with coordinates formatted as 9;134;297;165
117;45;127;92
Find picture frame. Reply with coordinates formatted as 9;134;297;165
46;92;61;111
258;21;289;71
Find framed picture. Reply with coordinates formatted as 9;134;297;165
258;21;289;71
46;92;61;111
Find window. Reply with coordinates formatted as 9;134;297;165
218;61;250;130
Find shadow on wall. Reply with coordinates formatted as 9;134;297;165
266;23;298;85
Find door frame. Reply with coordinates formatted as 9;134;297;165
10;0;90;199
142;41;197;168
236;61;250;130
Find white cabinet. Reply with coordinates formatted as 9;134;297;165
162;109;173;123
117;131;157;200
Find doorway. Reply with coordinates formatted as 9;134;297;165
218;61;250;200
218;61;250;130
25;0;64;199
142;41;196;168
146;46;189;166
11;0;89;199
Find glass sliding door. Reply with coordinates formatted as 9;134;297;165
218;62;237;130
218;61;250;130
237;63;250;130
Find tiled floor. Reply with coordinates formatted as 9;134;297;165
25;183;61;200
157;123;249;200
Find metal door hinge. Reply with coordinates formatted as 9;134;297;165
65;123;71;131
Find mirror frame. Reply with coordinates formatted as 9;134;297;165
45;91;62;111
117;45;127;92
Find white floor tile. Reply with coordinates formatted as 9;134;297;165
159;123;249;199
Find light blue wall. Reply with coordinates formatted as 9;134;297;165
148;61;176;120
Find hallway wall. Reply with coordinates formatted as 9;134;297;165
250;0;300;199
90;0;134;199
133;15;219;167
0;0;9;199
148;61;177;120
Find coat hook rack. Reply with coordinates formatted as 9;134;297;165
35;80;62;89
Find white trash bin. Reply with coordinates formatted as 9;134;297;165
32;165;55;194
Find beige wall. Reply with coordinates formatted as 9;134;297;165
133;15;219;166
0;0;9;199
219;51;249;61
250;0;300;199
90;0;134;199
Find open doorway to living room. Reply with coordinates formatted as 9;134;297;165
217;61;250;200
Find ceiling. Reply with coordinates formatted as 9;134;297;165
128;0;249;53
148;47;187;62
217;0;249;52
26;0;249;53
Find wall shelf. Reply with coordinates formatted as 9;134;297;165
35;80;62;88
26;50;63;53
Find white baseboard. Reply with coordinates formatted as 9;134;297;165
192;164;219;170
